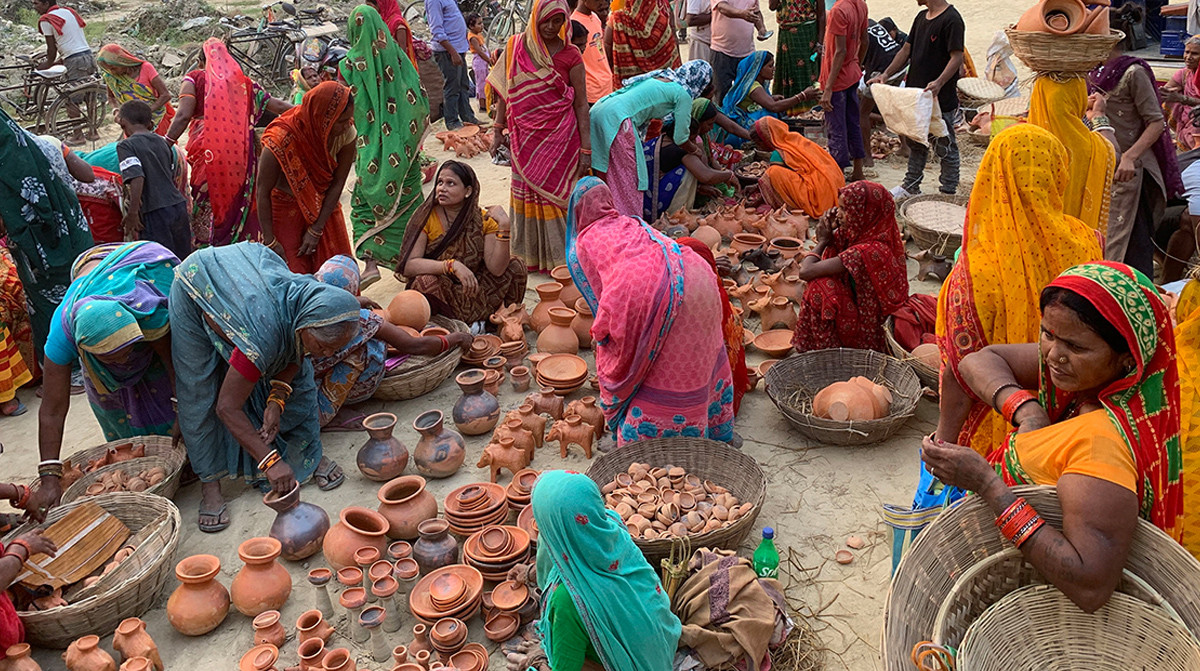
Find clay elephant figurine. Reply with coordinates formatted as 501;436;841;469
491;417;537;462
477;436;531;483
548;415;595;459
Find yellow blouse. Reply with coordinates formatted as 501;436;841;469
423;207;498;243
1012;409;1137;494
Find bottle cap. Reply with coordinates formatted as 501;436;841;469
762;527;774;539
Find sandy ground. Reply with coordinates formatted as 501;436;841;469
0;0;1032;668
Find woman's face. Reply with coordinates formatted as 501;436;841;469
698;117;716;135
302;67;320;88
331;100;355;136
435;169;471;206
539;13;566;40
759;58;775;82
1186;42;1200;70
1039;303;1133;394
300;325;355;359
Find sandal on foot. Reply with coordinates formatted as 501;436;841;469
314;458;345;491
198;502;230;533
1;400;26;417
360;270;381;290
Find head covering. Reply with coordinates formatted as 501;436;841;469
96;43;144;70
39;4;86;34
721;51;772;125
533;470;682;671
261;81;352;223
677;236;747;415
753;117;842;218
692;97;717;122
609;0;681;85
398;161;483;271
314;254;362;295
374;0;417;62
1027;77;1115;232
200;38;255;236
623;60;713;98
831;181;909;309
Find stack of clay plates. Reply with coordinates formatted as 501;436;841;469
447;643;490;671
505;469;539;512
498;338;528;365
535;354;588;396
516;505;538;545
463;335;502;367
409;564;484;624
444;483;508;536
462;525;532;582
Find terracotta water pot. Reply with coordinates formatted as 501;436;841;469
320;648;356;671
113;618;162;671
812;381;879;421
297;609;335;643
64;635;116;671
412;518;459;574
323;507;390;569
536;307;579;355
232;537;293;616
1015;0;1110;34
377;475;439;540
5;644;41;671
252;610;287;648
530;282;566;333
768;236;804;262
356;412;410;482
167;554;230;636
509;366;532;393
388;290;432;330
119;658;152;671
730;233;766;256
297;638;327;671
412;410;466;479
571;299;594;349
691;224;722;249
550;265;583;305
264;481;330;561
452;370;501;436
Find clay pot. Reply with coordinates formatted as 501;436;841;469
119;659;152;671
758;296;798;330
849;376;893;417
5;644;41;671
511;404;547;448
388;540;414;561
409;624;433;658
813;380;880;421
323;507;390;570
297;638;327;671
530;282;566;333
509;366;532;393
412;410;466;479
377;475;439;540
297;608;335;644
251;610;287;648
765;272;804;304
912;343;940;368
64;635;116;671
412;518;459;574
536;307;580;355
356;412;410;482
337;566;363;589
320;648;356;671
388;290;432;330
264;481;330;561
482;369;503;396
167;554;230;636
452;370;501;436
730;233;766;256
113;618;162;671
239;645;279;671
691;224;722;249
769;236;804;262
232;537;293;617
550;265;583;307
1015;0;1109;34
571;298;594;349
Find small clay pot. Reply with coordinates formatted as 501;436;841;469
231;537;293;617
378;475;439;540
412;519;459;574
297;609;335;643
264;481;330;561
571;298;594;349
239;644;279;671
319;647;356;671
536;307;580;355
64;635;116;671
113;617;162;671
509;366;532;393
252;610;287;648
5;643;41;671
167;554;230;636
530;282;566;333
297;638;327;671
356;412;410;482
550;265;583;306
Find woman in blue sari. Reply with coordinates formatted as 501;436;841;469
718;51;811;146
643;99;738;221
171;242;360;532
533;470;681;671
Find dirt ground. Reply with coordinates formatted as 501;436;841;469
0;0;1035;668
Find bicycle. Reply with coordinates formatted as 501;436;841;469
0;56;107;141
402;0;513;52
222;3;338;90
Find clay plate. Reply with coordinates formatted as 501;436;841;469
758;359;779;376
429;572;468;610
478;526;512;556
536;354;588;382
754;329;794;358
490;580;529;611
430;616;468;649
516;505;539;543
444;483;507;518
514;469;539;491
410;565;484;621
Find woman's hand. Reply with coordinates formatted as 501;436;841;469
15;529;57;558
487;204;511;232
298;227;322;256
577;154;591;179
448;332;474;351
1013;401;1052;434
922;434;1001;494
264;460;297;495
25;481;61;523
489;130;508;157
356;294;381;310
260;403;282;444
451;261;479;295
815;214;834;244
1114;154;1137;183
1086;92;1108;120
714;255;734;276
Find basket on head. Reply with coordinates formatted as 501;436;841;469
898;194;968;258
1005;28;1125;74
373;316;469;401
881;485;1200;671
763;348;921;446
584;438;766;565
957;585;1200;671
883;317;938;391
956;77;1008;109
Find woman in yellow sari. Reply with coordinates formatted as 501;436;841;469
1026;77;1117;232
1173;276;1200;559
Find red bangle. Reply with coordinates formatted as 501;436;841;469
8;539;33;560
1011;516;1046;548
997;496;1042;546
996;497;1026;528
1000;390;1037;425
437;334;449;353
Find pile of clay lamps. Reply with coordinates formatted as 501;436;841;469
447;642;490;671
82;465;167;496
534;353;588;396
463;525;532;582
429;616;468;659
482;580;528;642
601;463;755;540
497;338;528;367
505;469;539;511
443;482;508;536
463;335;502;367
408;564;484;625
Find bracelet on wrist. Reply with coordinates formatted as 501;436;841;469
989;382;1021;410
1000;390;1038;426
257;449;282;472
8;539;33;561
437;334;449;354
269;379;293;399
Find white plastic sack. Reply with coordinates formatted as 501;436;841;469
869;84;948;146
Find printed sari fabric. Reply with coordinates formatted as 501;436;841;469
567;177;734;445
754;117;842;218
1175;278;1200;557
937;124;1102;457
0;321;29;404
0;247;33;380
793;181;908;353
170;243;360;484
642;134;697;221
533;470;682;671
488;0;583;273
1027;77;1115;232
45;242;178;441
775;0;819;99
313;255;386;425
1169;66;1200;151
96;45;175;134
719;51;773;142
342;5;430;269
987;262;1182;542
184;39;272;247
677;237;748;415
260;81;355;274
610;0;681;86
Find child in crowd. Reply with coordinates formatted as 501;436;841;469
819;0;868;181
467;13;492;102
570;19;588;52
116;100;193;260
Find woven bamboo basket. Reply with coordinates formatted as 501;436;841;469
898;194;967;257
956;77;1007;109
62;453;184;504
4;492;181;648
63;435;186;479
883;317;938;390
957;585;1200;670
1005;28;1124;75
373;316;468;401
881;485;1200;671
763;348;921;446
585;438;767;564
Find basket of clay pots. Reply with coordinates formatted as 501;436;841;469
585;438;766;565
883;317;940;391
58;435;187;496
764;348;921;446
373;316;469;401
62;449;187;504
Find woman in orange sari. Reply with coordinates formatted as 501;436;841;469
257;81;357;274
608;0;681;85
752;116;841;218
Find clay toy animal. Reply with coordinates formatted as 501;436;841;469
525;388;564;420
565;397;605;439
909;249;954;283
491;417;537;461
505;404;546;449
477;436;531;483
490;304;531;343
762;272;805;304
548;415;595;459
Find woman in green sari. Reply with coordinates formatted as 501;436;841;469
770;0;822;103
340;5;430;288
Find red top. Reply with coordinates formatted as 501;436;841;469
821;0;867;92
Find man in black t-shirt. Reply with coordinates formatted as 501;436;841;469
867;0;964;198
865;18;904;78
116;100;192;260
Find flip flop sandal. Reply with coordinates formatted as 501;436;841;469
1;400;26;417
360;270;382;290
314;459;345;491
198;502;230;533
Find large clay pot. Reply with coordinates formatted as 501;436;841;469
264;482;330;561
64;635;116;671
691;224;722;249
232;537;293;616
550;265;583;307
812;381;879;421
387;290;432;330
167;554;230;636
412;518;459;574
769;237;804;262
849;376;893;417
112;618;162;671
297;609;335;643
377;475;439;540
323;507;390;569
356;412;410;482
1015;0;1109;34
530;282;566;333
570;298;594;349
452;370;501;436
412;410;466;479
5;644;42;671
536;307;579;355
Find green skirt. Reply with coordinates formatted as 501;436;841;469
776;21;820;99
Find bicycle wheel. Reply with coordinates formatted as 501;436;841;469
484;8;520;53
404;0;431;43
46;83;108;142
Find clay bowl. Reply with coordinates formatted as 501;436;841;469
536;354;589;384
430;616;469;652
422;327;450;338
490;580;529;612
759;359;779;377
742;329;755;347
478;526;513;557
484;612;519;642
516;505;539;544
730;233;766;254
464;526;531;566
240;644;279;671
513;469;539;492
409;565;484;622
428;572;469;611
444;483;507;519
449;645;488;671
754;329;794;358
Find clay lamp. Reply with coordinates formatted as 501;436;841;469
484;612;519;642
490;580;529;613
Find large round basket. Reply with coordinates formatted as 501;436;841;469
957;585;1200;671
881;486;1200;671
584;438;766;565
898;194;967;257
883;317;938;391
1005;28;1125;74
763;348;921;446
4;492;181;648
62;438;188;504
956;77;1007;109
63;435;186;482
373;316;468;401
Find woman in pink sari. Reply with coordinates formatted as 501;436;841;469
566;177;736;446
1164;36;1200;151
488;0;590;273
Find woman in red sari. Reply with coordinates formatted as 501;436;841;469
677;236;749;415
608;0;681;85
792;180;908;353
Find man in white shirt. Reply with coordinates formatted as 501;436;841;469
685;0;713;61
33;0;96;143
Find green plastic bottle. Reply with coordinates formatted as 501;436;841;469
752;527;779;578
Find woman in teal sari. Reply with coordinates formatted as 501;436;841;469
533;470;681;671
718;51;810;146
171;242;360;532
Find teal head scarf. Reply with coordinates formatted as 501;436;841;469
533;470;681;671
